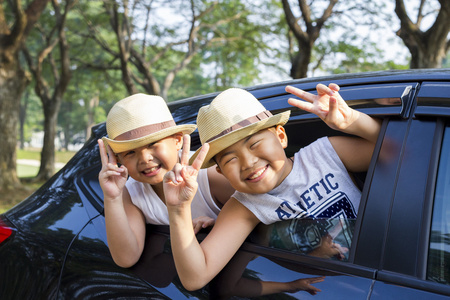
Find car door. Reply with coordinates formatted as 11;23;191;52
203;81;418;299
369;81;450;299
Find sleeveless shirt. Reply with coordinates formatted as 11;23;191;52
126;168;220;225
233;137;361;225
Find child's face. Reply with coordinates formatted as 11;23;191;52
215;126;291;194
117;134;183;186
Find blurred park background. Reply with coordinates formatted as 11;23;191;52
0;0;449;211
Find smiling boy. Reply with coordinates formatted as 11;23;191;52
98;94;234;268
163;83;381;291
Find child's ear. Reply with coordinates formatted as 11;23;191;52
276;125;288;149
215;165;223;175
174;133;184;150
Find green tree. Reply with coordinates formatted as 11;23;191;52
0;0;50;191
65;0;127;136
281;0;338;79
395;0;449;68
23;0;77;181
84;0;267;101
198;0;265;90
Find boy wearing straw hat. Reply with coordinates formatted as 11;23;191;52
163;83;381;291
98;94;234;268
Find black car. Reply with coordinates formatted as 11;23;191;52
1;69;450;299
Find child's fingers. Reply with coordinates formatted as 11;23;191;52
202;218;215;228
180;134;191;166
106;143;117;165
173;163;183;183
310;276;325;283
193;221;203;234
191;143;210;171
324;96;339;123
163;169;179;185
316;83;330;93
328;83;340;92
98;139;108;166
285;85;314;103
287;98;314;113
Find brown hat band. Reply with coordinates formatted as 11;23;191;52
115;120;176;141
205;110;273;143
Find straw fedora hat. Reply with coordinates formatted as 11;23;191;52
190;88;290;169
102;93;197;153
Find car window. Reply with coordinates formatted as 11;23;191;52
428;124;450;285
248;114;375;262
255;217;357;262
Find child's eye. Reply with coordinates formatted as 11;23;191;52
250;140;261;149
224;156;236;165
147;142;156;148
124;150;135;157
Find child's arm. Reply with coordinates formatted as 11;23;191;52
286;84;382;172
233;276;325;297
164;135;260;290
98;139;146;267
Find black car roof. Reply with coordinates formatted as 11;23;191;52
168;68;450;124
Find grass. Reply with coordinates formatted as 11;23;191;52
0;148;76;214
17;148;76;163
17;164;40;177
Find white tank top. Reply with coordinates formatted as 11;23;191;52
126;168;220;225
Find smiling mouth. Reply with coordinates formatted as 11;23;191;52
247;165;268;181
142;165;160;176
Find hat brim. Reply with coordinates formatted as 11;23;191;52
103;124;197;153
190;111;291;169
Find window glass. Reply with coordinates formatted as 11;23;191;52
428;125;450;285
262;217;356;261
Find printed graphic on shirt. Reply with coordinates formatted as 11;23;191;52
275;172;357;221
270;192;356;259
282;214;355;260
272;171;358;260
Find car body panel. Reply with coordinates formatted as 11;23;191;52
1;69;450;299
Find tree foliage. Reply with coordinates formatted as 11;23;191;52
0;0;448;196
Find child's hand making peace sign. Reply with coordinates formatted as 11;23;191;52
163;134;210;209
98;139;128;202
286;83;360;132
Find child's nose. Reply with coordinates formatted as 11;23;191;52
138;149;153;162
241;151;257;170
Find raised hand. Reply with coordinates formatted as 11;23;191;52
286;276;325;295
163;134;210;208
98;139;128;201
286;83;359;132
308;234;348;260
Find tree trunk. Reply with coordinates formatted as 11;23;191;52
85;94;98;141
0;62;27;189
290;44;312;79
0;0;50;192
35;99;59;181
25;0;75;181
19;90;30;149
395;0;450;69
282;0;337;79
105;0;138;95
